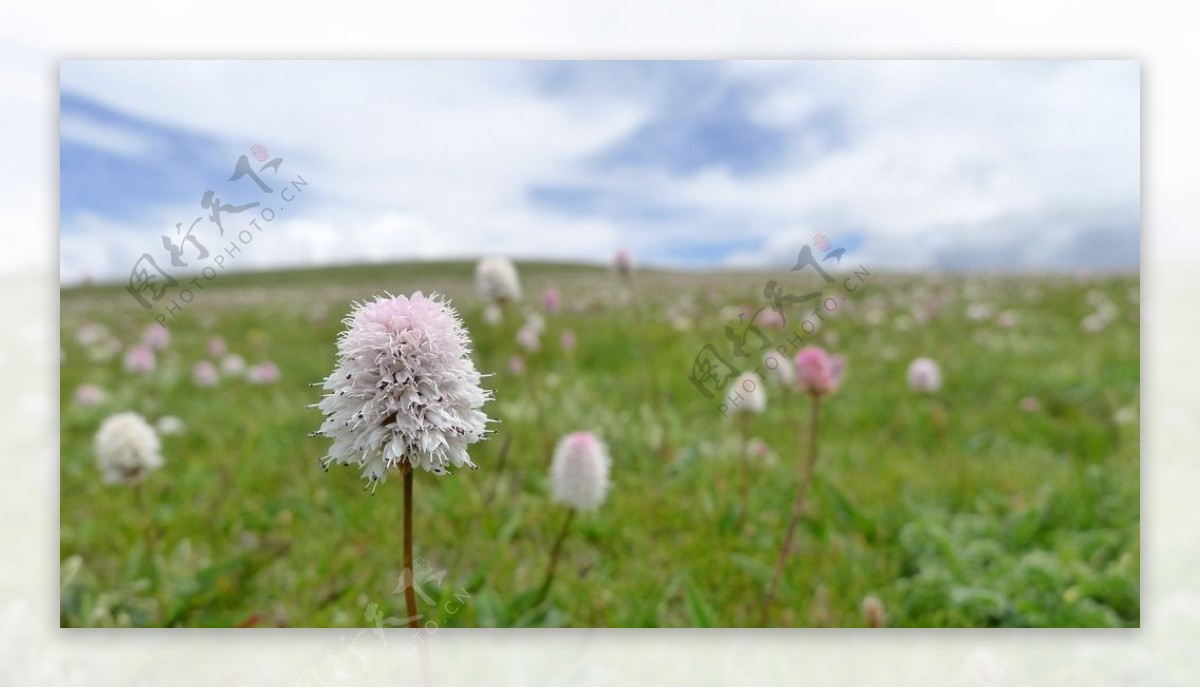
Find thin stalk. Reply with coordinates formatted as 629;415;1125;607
483;433;514;506
737;413;751;522
535;508;576;607
759;394;822;626
402;462;420;628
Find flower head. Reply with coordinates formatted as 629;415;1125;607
762;350;796;388
906;357;942;393
73;384;105;407
142;323;170;350
550;431;611;511
193;360;219;387
475;257;521;304
123;344;156;374
542;287;561;314
516;322;541;352
208;337;228;357
728;372;767;416
220;354;247;376
94;411;164;484
247;361;281;384
315;292;493;486
560;329;576;354
794;346;845;397
155;415;185;436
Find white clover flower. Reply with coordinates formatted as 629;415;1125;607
906;357;943;393
94;412;164;484
221;354;247;376
475;256;521;304
762;350;795;388
315;292;493;488
728;372;767;416
550;431;611;511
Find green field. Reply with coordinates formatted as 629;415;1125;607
59;261;1140;627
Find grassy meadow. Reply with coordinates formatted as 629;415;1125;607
59;261;1140;628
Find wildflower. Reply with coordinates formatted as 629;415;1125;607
193;360;219;387
762;351;796;388
315;292;493;483
220;354;247;376
560;329;577;354
247;361;281;384
142;324;170;349
475;256;521;305
155;416;185;436
549;431;611;512
73;384;105;407
509;354;526;376
1019;396;1041;413
542;287;561;314
727;372;767;416
516;322;541;352
76;323;109;348
123;344;156;374
906;357;943;393
483;303;502;326
208;337;228;357
794;346;845;397
94;412;164;484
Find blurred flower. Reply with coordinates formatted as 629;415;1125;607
315;292;493;484
1114;406;1137;425
483;303;502;326
193;360;219;387
762;350;795;388
87;337;121;362
560;329;576;354
966;303;993;322
550;431;611;511
1019;396;1041;413
613;248;634;278
94;412;163;484
75;322;109;348
794;346;845;397
994;310;1018;329
247;361;281;384
123;344;156;374
906;357;943;393
508;354;526;376
728;372;767;416
756;308;785;328
220;354;247;376
542;287;561;314
475;256;521;305
862;595;886;628
142;323;170;349
516;322;541;352
155;415;185;436
208;337;228;357
73;384;105;407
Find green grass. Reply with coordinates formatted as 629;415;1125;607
59;262;1140;627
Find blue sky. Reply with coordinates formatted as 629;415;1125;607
59;60;1139;283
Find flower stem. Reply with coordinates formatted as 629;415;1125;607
402;462;419;628
759;393;822;626
737;413;751;523
535;508;575;607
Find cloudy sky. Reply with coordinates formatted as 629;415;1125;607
59;60;1139;284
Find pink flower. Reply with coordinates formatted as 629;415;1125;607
757;308;785;328
73;384;105;407
508;354;526;376
794;346;845;397
123;344;156;374
208;337;228;357
247;361;280;384
193;360;219;387
516;322;541;352
142;324;170;350
560;329;576;354
542;287;561;314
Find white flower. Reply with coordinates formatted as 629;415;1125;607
155;415;185;436
94;412;164;484
516;322;541;352
728;372;767;416
550;431;611;511
475;256;521;304
762;351;795;388
483;303;502;326
220;354;247;376
906;357;943;393
315;292;493;487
